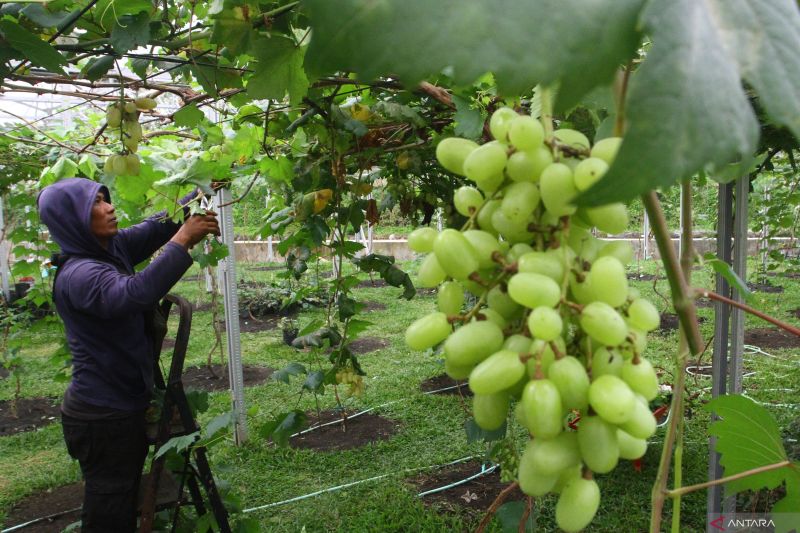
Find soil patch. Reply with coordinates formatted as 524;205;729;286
4;482;82;532
180;274;202;282
217;314;288;333
416;288;437;297
193;302;218;314
182;364;274;392
790;308;800;320
658;313;706;333
0;397;61;436
627;273;663;281
744;328;800;350
162;337;175;350
747;281;784;294
348;336;389;354
249;265;284;272
410;460;523;515
361;301;386;312
420;374;472;397
0;366;8;379
695;299;714;309
356;278;389;289
289;411;399;451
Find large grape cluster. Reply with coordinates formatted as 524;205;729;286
103;98;156;177
405;107;661;532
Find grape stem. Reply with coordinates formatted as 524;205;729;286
695;289;800;337
518;497;533;533
665;460;794;498
474;482;520;533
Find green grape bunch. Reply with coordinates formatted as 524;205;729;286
103;98;156;177
405;107;661;532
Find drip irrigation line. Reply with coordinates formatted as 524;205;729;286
1;506;81;533
416;463;497;498
241;455;483;514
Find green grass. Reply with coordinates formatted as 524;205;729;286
1;258;798;532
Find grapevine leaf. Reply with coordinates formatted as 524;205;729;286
305;0;643;107
337;294;358;321
130;57;150;79
465;418;506;443
185;390;210;415
77;155;97;179
258;410;306;447
110;12;151;53
189;53;243;97
345;319;373;338
173;104;206;128
203;411;234;439
83;55;115;82
0;20;67;76
771;468;800;533
247;36;309;105
497;501;535;533
271;362;306;384
210;9;254;56
703;253;755;304
371;102;426;128
155;431;199;459
583;0;759;206
708;0;800;142
19;4;76;29
704;394;790;493
452;95;484;140
302;371;325;392
95;0;152;32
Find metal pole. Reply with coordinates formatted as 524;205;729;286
643;210;650;260
708;182;734;526
217;188;248;444
729;176;748;395
678;185;684;259
266;194;274;262
0;197;10;302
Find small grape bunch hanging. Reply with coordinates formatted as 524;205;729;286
405;106;661;532
103;97;157;177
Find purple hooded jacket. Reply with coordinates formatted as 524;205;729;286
38;178;194;411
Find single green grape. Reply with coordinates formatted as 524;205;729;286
408;227;437;253
621;357;659;400
580;302;628;346
591;347;624;378
547;356;590;411
586;202;628;235
528;306;563;341
597;240;634;266
463;141;507;192
590;136;622;165
417;253;447;288
489;107;518;142
487;285;522;319
444;320;504;367
520;378;563;438
476;199;501;235
627;299;660;332
473;392;510;430
508;115;545;151
617;428;648;460
437;280;464;316
588;374;635;424
433;229;479;281
619;396;657;439
529;431;581;475
454;186;484;216
573;157;608;191
435;137;479;176
507;272;562;309
463;229;502;270
405;312;451;351
518;251;564;282
577;415;619;473
590;256;628;308
469;349;526;395
503;333;534;353
518;440;558;496
540;163;577;216
555;477;600;533
500;181;540;223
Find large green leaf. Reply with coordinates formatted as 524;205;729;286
0;19;67;75
110;12;151;53
583;0;759;205
305;0;644;108
704;395;792;494
210;8;254;56
95;0;152;32
708;0;800;142
246;36;309;104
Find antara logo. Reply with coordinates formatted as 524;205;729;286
709;515;726;531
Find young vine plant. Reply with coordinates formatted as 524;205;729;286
405;107;661;532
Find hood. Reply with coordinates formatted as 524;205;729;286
37;178;112;257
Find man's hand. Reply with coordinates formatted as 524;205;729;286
170;211;221;251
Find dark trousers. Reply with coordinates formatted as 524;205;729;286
61;411;148;532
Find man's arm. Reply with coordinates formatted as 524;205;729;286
67;214;220;318
66;243;193;318
116;190;201;266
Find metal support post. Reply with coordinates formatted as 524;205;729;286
642;210;651;260
729;177;749;395
216;188;248;444
0;197;10;302
707;181;734;526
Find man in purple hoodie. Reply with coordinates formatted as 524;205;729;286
37;177;219;532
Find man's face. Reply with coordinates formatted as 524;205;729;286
90;192;118;247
